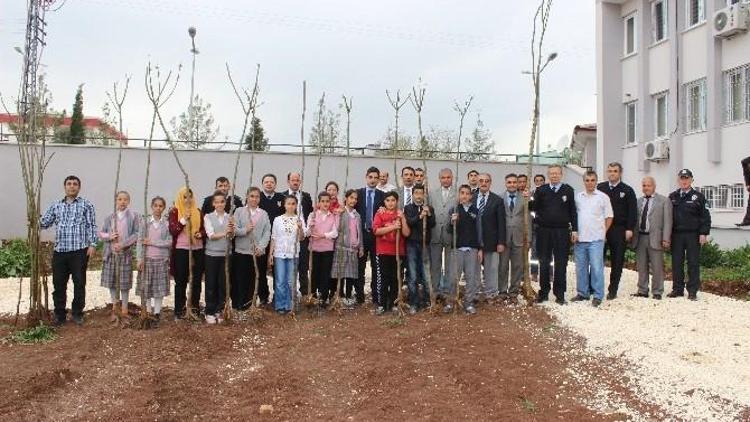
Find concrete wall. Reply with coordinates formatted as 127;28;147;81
0;143;584;240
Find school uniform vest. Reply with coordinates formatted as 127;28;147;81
205;213;230;257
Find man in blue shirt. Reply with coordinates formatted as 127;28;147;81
40;175;98;325
356;167;385;305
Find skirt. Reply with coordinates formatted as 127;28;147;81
136;257;171;299
100;252;134;290
331;247;358;279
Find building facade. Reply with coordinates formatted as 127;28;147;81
596;0;750;247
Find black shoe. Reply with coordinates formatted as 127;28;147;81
152;314;161;329
555;297;567;305
571;295;589;302
535;295;548;304
688;293;698;301
736;221;750;227
652;294;662;300
71;314;84;326
592;298;602;307
631;292;649;298
606;292;617;300
666;291;684;298
52;315;66;326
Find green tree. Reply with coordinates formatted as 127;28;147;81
170;94;219;149
309;96;342;154
244;116;269;151
68;85;85;144
463;114;494;161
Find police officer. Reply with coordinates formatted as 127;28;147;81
597;162;637;300
668;169;711;301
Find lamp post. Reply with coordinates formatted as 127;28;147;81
188;26;199;149
523;52;557;162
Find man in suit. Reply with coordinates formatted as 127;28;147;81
201;176;244;214
467;169;480;196
474;173;505;301
499;173;527;303
398;166;416;208
286;172;314;296
356;166;385;304
738;156;750;227
631;176;672;300
258;173;286;305
428;168;457;298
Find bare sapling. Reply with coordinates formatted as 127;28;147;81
342;95;352;192
386;89;410;188
451;96;473;313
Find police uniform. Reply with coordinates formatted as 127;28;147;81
668;169;711;299
597;180;637;298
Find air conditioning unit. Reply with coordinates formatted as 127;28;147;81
645;140;669;161
713;4;748;38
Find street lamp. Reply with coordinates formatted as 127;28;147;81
523;51;558;160
187;26;199;149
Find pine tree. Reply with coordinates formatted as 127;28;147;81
68;85;85;144
463;114;494;161
244;116;269;151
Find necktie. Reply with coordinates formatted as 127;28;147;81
478;194;486;214
366;189;373;229
405;188;412;206
640;196;651;232
509;193;516;212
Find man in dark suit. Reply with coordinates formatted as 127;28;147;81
201;176;243;214
258;173;285;305
286;172;314;296
356;166;385;304
738;156;750;227
474;173;506;301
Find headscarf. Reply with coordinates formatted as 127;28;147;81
174;186;201;237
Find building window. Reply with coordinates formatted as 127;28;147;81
654;92;668;139
724;64;749;124
625;101;637;144
731;184;746;208
699;186;717;209
652;1;668;43
624;13;637;56
727;1;750;6
684;79;707;133
686;0;705;28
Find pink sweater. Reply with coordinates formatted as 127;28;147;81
307;210;339;252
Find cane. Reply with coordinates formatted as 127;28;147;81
395;219;405;316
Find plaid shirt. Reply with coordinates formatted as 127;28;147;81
40;196;98;252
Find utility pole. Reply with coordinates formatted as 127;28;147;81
19;1;55;136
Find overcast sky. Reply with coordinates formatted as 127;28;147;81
0;0;596;154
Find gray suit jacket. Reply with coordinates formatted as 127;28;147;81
428;186;457;245
502;190;530;248
632;193;672;250
398;185;415;209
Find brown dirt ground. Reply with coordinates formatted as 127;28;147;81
0;303;641;422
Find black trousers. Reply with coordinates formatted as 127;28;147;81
173;248;204;315
298;239;311;295
671;231;701;294
232;253;261;310
742;194;750;224
257;244;272;303
375;255;400;310
357;230;376;304
204;255;226;315
604;225;627;294
312;251;335;302
341;278;356;298
536;226;570;300
52;248;88;319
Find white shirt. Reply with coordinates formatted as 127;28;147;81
574;190;613;242
476;191;489;209
204;211;228;237
377;183;396;192
271;214;307;258
403;186;413;205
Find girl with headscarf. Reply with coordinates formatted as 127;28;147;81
168;186;206;319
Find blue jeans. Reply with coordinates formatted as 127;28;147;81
406;242;429;308
574;240;605;300
274;257;296;311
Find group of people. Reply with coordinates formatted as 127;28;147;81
39;160;714;327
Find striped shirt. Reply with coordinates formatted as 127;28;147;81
40;196;98;252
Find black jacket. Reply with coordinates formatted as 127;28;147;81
474;191;506;252
529;183;578;231
259;191;286;224
356;187;385;232
201;194;243;215
597;181;637;230
669;188;711;235
448;203;482;249
404;203;436;244
742;156;750;186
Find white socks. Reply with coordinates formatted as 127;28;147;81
109;288;129;305
152;297;163;315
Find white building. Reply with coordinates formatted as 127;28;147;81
596;0;750;248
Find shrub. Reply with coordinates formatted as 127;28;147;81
721;244;750;269
0;239;31;278
699;240;723;268
11;323;57;344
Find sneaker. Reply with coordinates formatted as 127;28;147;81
408;306;418;316
442;304;454;314
571;295;589;302
631;292;649;298
71;314;84;326
592;298;602;307
666;291;684;298
215;313;224;324
391;307;400;315
688;293;698;301
464;305;477;315
173;313;184;322
375;306;385;316
152;314;161;329
205;314;217;325
652;294;662;300
52;315;66;326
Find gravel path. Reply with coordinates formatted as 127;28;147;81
541;266;750;421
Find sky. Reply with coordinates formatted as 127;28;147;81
0;0;596;154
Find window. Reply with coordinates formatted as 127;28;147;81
625;101;637;144
724;64;749;124
624;14;637;55
654;92;668;139
731;184;746;208
652;1;667;43
686;0;705;28
684;79;707;133
699;186;717;208
727;0;750;6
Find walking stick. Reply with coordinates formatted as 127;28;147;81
451;207;460;313
290;219;301;319
395;222;406;316
422;210;437;314
304;211;316;307
247;224;263;321
330;212;347;314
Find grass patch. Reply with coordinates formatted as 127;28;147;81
519;396;537;413
10;323;57;344
542;324;558;333
383;316;405;328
